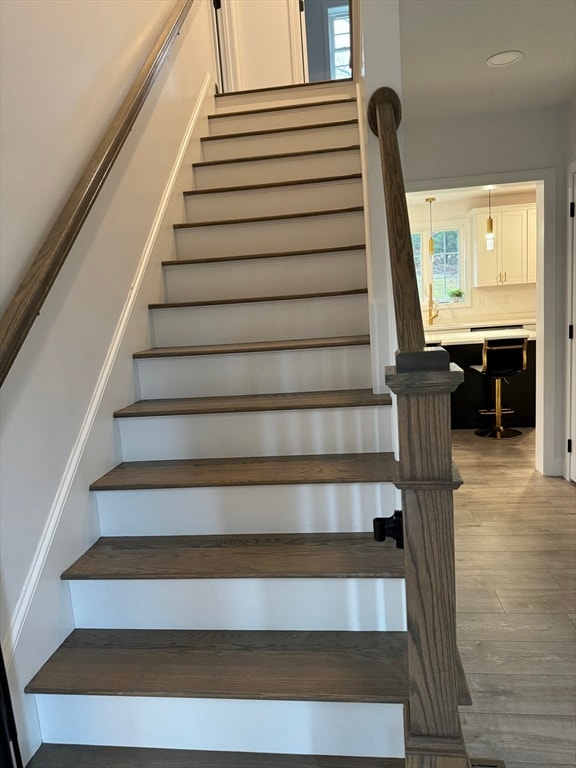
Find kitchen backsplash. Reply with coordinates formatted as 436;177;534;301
422;282;536;328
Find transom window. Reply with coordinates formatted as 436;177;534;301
410;226;464;303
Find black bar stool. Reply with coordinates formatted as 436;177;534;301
470;336;528;439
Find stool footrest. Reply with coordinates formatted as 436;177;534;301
479;408;514;415
475;426;523;440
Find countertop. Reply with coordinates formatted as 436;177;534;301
424;327;536;346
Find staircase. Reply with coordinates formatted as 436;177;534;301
24;81;462;766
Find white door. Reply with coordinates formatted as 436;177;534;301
218;0;304;92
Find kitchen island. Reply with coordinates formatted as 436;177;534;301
424;326;536;430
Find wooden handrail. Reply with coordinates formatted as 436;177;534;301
0;0;195;387
367;87;425;354
368;86;470;768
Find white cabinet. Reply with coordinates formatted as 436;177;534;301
474;205;536;286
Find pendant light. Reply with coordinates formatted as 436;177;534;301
486;189;495;251
425;197;438;321
426;196;436;256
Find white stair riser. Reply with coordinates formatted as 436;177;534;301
201;123;358;162
151;294;368;347
136;345;372;399
185;178;363;223
214;82;356;113
193;148;361;188
175;211;365;260
35;696;404;756
69;579;406;631
96;483;398;537
117;406;393;461
163;250;367;303
209;101;357;135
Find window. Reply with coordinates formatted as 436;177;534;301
327;6;351;80
410;225;465;303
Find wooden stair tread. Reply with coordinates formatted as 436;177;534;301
27;744;403;767
26;629;470;706
183;173;362;196
26;629;408;702
149;289;368;311
208;96;357;120
90;452;396;491
201;118;358;142
162;243;366;267
193;145;360;169
173;205;363;229
114;389;392;418
133;335;370;359
62;533;405;580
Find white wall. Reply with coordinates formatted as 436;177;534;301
0;0;175;313
0;0;218;758
358;0;402;395
403;100;573;474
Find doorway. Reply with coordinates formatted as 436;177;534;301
406;169;558;476
302;0;351;82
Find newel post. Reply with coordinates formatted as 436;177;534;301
387;347;469;768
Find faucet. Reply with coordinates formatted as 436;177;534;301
427;282;439;325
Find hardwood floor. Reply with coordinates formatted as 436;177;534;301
452;429;576;766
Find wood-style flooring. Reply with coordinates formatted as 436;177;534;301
453;429;576;767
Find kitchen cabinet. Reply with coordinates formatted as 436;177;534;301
474;205;536;287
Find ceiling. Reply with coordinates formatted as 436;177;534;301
399;0;576;120
406;181;537;207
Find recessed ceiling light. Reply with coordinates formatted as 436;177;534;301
486;50;524;67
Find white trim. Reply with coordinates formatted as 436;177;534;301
406;167;557;475
219;0;241;92
2;73;214;664
287;0;305;85
299;0;310;83
350;0;363;82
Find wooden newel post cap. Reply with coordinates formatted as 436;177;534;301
386;360;465;396
367;87;402;136
396;346;450;373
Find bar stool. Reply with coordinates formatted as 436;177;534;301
470;336;528;439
